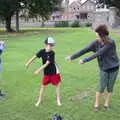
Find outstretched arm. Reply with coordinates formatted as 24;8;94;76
34;61;50;76
80;42;113;64
25;55;37;69
66;40;96;61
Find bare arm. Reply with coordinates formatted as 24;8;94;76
25;55;37;69
34;61;50;76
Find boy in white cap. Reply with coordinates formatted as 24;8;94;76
25;37;62;106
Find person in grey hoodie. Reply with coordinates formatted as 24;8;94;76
66;24;119;111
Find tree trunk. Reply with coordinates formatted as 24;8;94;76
5;16;14;32
41;20;45;27
16;10;19;32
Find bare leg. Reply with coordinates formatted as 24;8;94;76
0;81;2;96
56;84;62;106
103;92;107;99
35;85;45;107
104;92;112;107
0;80;2;90
94;92;101;107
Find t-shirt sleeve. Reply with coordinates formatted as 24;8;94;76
36;49;43;58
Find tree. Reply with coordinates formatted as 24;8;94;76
96;0;120;12
26;0;62;27
0;0;23;32
0;0;62;32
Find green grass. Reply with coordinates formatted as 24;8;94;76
0;28;120;120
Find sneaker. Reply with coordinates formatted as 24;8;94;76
52;114;64;120
0;91;7;96
0;96;5;102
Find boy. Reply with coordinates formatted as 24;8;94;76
0;40;5;101
25;37;62;106
66;25;119;111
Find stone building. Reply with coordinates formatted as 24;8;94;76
93;7;120;29
92;8;109;29
69;0;96;23
52;0;120;28
51;0;96;24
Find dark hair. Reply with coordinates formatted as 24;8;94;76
95;24;109;37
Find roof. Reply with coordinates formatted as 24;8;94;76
70;0;96;6
96;8;109;12
81;0;96;5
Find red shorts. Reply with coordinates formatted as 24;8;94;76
42;74;61;86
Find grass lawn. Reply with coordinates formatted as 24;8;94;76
0;28;120;120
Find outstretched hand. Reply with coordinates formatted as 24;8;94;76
34;60;50;76
79;59;84;64
34;70;39;76
65;56;71;62
25;63;29;69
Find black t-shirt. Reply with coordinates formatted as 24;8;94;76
36;49;60;75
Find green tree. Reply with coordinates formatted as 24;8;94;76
96;0;120;12
0;0;23;32
0;0;62;32
27;0;62;27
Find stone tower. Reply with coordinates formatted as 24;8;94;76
109;7;119;27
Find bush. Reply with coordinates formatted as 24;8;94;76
54;21;69;27
85;23;92;27
70;21;80;27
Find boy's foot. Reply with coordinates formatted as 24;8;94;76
35;101;42;107
104;106;111;111
35;103;39;107
93;106;99;112
57;100;62;106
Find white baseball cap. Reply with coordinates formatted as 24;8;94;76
44;37;55;46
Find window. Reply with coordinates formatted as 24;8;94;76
76;15;80;20
80;13;88;19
